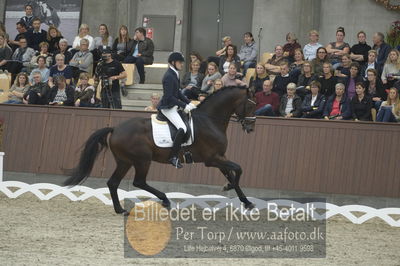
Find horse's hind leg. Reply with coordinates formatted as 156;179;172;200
132;160;171;208
107;160;131;215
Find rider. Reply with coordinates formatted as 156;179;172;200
158;52;197;169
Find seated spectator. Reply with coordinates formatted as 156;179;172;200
189;51;208;75
8;37;35;82
381;49;400;90
29;42;53;71
123;27;154;84
213;79;224;91
46;25;63;54
283;32;301;63
265;45;287;75
323;83;352;120
74;72;96;107
201;62;222;94
0;34;12;71
69;38;94;82
52;38;72;65
219;44;241;74
311;47;329;77
279;83;302;118
3;72;29;104
216;36;232;57
318;62;337;98
296;61;317;99
372;32;391;72
364;68;386;110
361;50;379;78
335;54;352;78
181;60;204;100
72;24;94;52
272;61;292;97
28;56;50;83
221;63;247;87
23;71;50;105
351;82;373;121
48;54;72;87
249;63;269;93
376;87;400;123
350;31;371;66
8;22;27;51
93;24;113;62
301;81;326;119
326;27;350;68
48;76;74;106
254;80;279;116
303;30;323;61
238;32;257;75
289;48;305;78
112;25;131;62
25;18;47;51
343;62;363;99
19;4;34;30
144;93;160;112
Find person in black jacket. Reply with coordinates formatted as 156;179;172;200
360;50;380;78
218;44;241;74
323;83;352;120
364;68;386;110
181;59;204;100
342;62;363;100
301;81;326;119
279;83;302;118
25;18;47;51
351;82;373;121
372;32;391;72
157;52;197;169
272;61;293;97
350;31;371;66
47;76;75;106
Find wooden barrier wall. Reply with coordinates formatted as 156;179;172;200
0;104;399;198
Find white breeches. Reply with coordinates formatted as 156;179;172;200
160;106;187;133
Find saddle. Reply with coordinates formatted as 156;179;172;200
156;110;192;143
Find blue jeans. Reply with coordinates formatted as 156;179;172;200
377;106;397;122
123;56;145;83
242;61;256;75
373;100;382;110
255;104;275;116
3;100;22;104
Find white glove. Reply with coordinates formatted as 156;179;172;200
188;103;197;110
184;103;197;113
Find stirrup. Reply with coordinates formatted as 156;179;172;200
169;157;183;169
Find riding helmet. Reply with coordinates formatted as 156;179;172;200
168;52;185;63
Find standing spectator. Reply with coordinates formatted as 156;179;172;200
361;50;379;78
112;25;131;62
303;30;323;61
323;83;352;120
0;34;12;71
326;27;350;68
25;18;48;51
221;63;247;87
381;49;400;90
372;32;391;72
23;71;50;105
216;36;232;57
28;56;50;83
265;45;288;75
144;93;160;112
181;60;204;100
29;42;53;70
255;80;279;116
318;62;337;99
19;4;34;30
343;62;363;100
238;32;257;75
48;76;75;106
376;87;400;123
350;31;371;66
351;82;373;121
74;72;96;107
48;54;72;87
364;68;386;110
8;37;35;82
69;39;94;82
335;54;352;78
283;32;301;63
311;47;329;77
249;63;269;93
123;27;154;84
272;61;292;97
46;25;63;54
52;38;72;65
279;83;302;118
8;22;27;51
72;24;94;52
219;44;241;74
3;72;29;104
201;62;222;94
301;81;326;119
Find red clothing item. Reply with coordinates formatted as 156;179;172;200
255;91;280;113
330;99;341;116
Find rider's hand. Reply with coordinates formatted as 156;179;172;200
188;103;197;110
184;105;191;113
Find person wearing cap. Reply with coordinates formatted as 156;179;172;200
157;52;197;168
93;47;127;109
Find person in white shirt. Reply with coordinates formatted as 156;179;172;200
72;24;94;51
303;30;323;61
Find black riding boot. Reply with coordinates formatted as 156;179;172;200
169;128;185;169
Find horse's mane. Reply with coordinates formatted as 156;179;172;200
196;86;248;108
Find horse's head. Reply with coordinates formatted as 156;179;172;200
234;88;257;134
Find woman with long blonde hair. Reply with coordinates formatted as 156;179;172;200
381;49;400;89
376;87;400;122
249;63;269;93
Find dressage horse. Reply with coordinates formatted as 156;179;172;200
64;86;257;215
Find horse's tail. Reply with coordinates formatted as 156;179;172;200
63;127;114;187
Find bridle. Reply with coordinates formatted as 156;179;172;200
234;97;257;126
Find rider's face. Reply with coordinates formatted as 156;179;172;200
174;61;184;71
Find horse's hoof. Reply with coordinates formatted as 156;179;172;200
222;183;234;191
116;209;129;216
161;201;171;209
122;210;130;216
245;202;255;210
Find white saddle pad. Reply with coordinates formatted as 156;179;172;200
151;114;194;148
